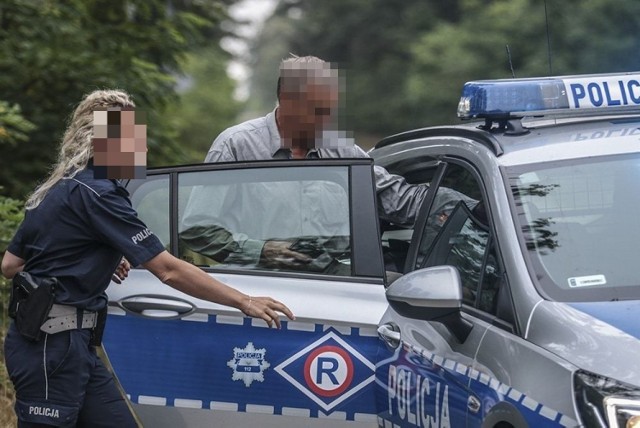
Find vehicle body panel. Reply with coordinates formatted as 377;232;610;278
527;300;640;387
104;160;387;427
370;113;640;427
104;77;640;427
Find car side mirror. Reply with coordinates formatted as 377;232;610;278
386;265;473;342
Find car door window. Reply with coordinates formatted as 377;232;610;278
379;156;440;274
414;163;503;314
129;175;170;248
423;201;496;307
110;163;386;427
414;164;480;270
177;166;353;275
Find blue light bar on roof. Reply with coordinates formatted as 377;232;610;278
457;72;640;120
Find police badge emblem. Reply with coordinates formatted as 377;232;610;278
227;342;270;387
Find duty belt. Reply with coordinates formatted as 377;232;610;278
40;304;98;334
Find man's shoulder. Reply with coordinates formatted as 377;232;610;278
207;112;277;162
317;132;368;158
215;114;271;144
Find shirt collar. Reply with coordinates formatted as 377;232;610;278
80;160;127;191
272;148;322;159
267;107;322;159
266;108;283;157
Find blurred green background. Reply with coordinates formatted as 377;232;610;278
3;0;640;200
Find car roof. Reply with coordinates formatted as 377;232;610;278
375;113;640;167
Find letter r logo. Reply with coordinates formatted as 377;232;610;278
316;357;339;384
304;345;355;397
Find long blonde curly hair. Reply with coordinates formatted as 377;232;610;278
25;89;135;209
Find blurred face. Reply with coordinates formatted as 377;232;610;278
278;83;338;147
92;109;147;179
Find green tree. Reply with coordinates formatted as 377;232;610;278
407;0;552;125
0;101;35;150
407;0;640;125
0;194;24;257
244;12;298;117
250;0;453;144
0;192;21;426
251;0;640;142
0;0;236;198
0;101;28;427
160;46;243;162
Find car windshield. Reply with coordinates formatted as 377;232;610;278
508;153;640;301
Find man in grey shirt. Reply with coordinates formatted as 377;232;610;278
183;56;428;269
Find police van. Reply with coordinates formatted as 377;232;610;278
104;72;640;427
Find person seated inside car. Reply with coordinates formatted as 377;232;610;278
179;175;352;275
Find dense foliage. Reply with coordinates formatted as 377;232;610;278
248;0;640;143
0;0;241;198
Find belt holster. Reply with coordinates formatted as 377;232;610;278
10;272;57;342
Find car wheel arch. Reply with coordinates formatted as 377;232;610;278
481;401;529;428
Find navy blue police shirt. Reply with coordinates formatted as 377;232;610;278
7;164;166;311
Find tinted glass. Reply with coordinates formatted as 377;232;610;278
177;166;352;275
423;202;490;307
415;163;504;315
415;164;480;271
129;175;170;248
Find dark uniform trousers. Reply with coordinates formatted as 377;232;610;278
4;322;136;427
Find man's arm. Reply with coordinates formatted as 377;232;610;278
179;224;242;263
179;186;309;267
179;224;311;268
205;139;237;163
373;164;430;225
350;145;429;225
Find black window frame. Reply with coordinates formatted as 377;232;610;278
125;159;386;284
403;156;517;331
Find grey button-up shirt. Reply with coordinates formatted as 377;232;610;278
206;109;428;225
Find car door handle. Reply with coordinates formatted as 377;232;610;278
119;296;195;319
378;323;401;349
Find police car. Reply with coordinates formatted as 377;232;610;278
104;72;640;428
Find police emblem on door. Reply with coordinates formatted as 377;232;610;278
275;330;375;412
227;342;270;387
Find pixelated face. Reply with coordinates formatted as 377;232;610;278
279;82;339;147
92;109;147;179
